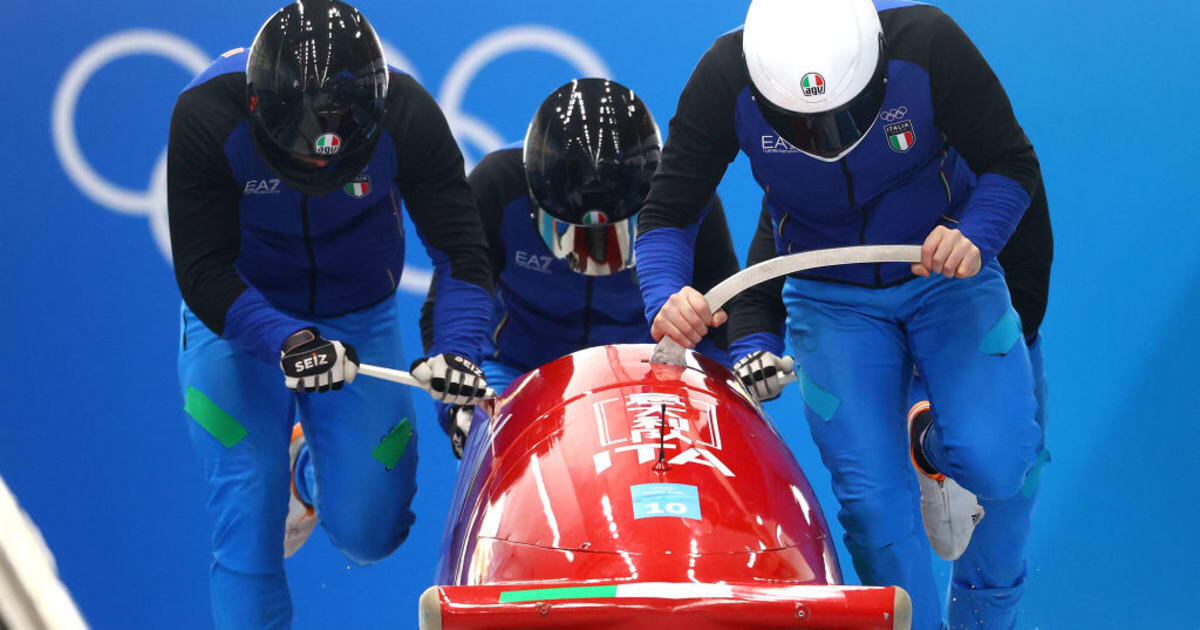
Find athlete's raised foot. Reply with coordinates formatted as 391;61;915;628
284;423;317;558
908;401;984;561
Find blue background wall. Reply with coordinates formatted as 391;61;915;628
2;1;1197;628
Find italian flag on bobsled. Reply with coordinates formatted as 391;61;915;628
416;246;920;630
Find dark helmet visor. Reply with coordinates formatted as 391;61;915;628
533;205;637;276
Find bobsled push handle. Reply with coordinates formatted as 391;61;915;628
651;245;924;366
356;364;498;400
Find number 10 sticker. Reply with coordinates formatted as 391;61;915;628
630;483;702;521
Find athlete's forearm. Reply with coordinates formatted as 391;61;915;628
727;206;787;354
928;11;1039;260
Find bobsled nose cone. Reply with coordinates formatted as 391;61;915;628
892;586;913;630
419;586;442;630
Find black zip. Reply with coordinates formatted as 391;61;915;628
840;160;881;287
580;277;595;347
300;196;317;314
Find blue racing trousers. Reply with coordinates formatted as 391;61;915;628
178;295;419;630
782;260;1043;630
909;335;1049;629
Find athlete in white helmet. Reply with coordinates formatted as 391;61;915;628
634;1;1045;628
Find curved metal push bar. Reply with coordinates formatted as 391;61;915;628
650;245;923;366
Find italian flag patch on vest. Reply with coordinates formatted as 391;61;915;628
344;172;371;198
884;120;916;152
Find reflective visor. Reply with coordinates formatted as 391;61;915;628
533;205;637;277
752;41;888;162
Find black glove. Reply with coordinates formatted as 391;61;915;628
409;353;490;405
445;404;475;460
280;327;359;393
733;350;795;403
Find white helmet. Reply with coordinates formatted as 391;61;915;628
744;0;887;162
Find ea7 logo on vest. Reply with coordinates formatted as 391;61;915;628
761;135;802;154
514;250;554;273
884;121;916;153
244;178;281;194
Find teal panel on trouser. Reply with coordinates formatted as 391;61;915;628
1020;448;1051;498
372;418;413;470
979;307;1022;356
184;386;248;448
799;368;841;422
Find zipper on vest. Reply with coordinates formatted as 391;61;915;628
581;277;595;347
300;196;317;314
490;287;508;359
840;160;881;287
939;150;953;204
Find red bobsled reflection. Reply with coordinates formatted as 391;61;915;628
422;344;910;629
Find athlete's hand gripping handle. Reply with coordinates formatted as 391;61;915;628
734;351;797;403
280;327;359;393
408;353;494;406
356;362;498;403
651;286;728;348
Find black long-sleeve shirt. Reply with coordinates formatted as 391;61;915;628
168;50;492;363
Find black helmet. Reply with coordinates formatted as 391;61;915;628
524;78;661;276
246;0;388;195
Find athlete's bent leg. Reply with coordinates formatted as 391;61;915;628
178;304;295;629
783;279;943;630
905;262;1041;502
296;296;418;565
946;335;1050;629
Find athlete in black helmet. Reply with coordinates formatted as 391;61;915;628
244;1;390;193
168;2;493;626
421;78;738;458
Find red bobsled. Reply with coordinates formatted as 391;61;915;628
421;344;910;629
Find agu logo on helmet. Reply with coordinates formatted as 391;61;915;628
314;133;342;155
801;73;825;97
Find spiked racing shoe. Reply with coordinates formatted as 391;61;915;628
285;423;318;558
908;401;984;561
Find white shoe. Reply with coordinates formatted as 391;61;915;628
284;423;317;558
908;402;984;561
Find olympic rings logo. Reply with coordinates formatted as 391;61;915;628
51;27;611;294
878;106;909;122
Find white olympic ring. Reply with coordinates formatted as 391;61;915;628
438;25;611;161
51;25;610;293
878;106;908;122
51;30;210;260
